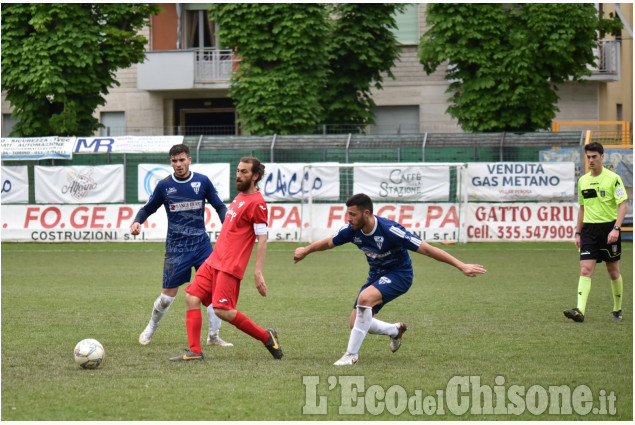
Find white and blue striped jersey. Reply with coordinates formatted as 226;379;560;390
332;215;422;278
134;172;226;254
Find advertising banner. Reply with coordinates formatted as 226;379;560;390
353;164;450;201
1;136;75;160
34;165;124;204
465;203;578;242
262;163;340;201
137;163;230;202
73;135;184;154
1;166;29;203
465;162;575;201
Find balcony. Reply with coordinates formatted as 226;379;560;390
584;40;620;81
137;49;239;90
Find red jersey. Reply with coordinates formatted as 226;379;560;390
207;191;268;279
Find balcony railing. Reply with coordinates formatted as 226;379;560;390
194;49;239;83
585;40;620;80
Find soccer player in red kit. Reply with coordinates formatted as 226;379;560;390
170;157;282;361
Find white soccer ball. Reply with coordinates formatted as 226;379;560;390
73;339;105;369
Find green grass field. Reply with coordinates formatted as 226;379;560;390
1;242;632;420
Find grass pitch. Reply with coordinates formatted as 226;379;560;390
1;242;632;420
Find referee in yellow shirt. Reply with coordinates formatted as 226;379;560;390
564;142;628;323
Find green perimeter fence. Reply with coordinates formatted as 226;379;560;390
3;131;587;204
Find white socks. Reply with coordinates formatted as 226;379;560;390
346;305;373;355
207;304;222;336
149;293;175;327
368;318;399;337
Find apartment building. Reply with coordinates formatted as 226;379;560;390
2;3;632;136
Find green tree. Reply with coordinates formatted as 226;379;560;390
320;3;405;127
210;4;405;134
1;3;160;137
210;3;329;135
418;4;623;132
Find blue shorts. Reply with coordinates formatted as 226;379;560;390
353;270;413;314
163;243;213;289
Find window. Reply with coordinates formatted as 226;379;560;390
2;113;16;137
372;106;420;134
393;4;419;45
100;112;125;136
183;7;216;49
616;104;623;121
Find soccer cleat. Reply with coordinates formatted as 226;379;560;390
390;322;408;353
563;308;585;323
207;335;234;347
264;328;283;359
169;350;204;362
138;324;157;345
334;352;359;366
612;310;623;322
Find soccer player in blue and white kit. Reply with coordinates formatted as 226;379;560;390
294;193;487;365
131;144;232;347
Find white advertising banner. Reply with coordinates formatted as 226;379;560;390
137;163;230;202
1;166;29;203
1;136;75;160
34;165;124;204
465;162;575;201
353;164;450;201
262;163;340;201
465;203;578;242
73;135;184;154
1;202;579;243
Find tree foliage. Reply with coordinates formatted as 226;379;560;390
321;4;405;126
1;3;160;137
418;4;623;132
210;3;329;135
210;3;404;134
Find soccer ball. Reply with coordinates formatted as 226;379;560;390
73;339;104;369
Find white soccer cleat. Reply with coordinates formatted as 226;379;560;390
207;335;234;347
138;324;156;345
334;352;359;366
390;322;408;353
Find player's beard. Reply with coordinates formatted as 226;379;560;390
236;178;251;192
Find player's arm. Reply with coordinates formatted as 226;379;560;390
416;240;486;277
130;186;164;235
574;205;584;249
254;233;268;297
293;236;335;263
608;201;627;244
206;182;227;224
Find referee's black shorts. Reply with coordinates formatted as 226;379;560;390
580;222;621;263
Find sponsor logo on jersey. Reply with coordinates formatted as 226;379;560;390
169;200;203;212
616;187;625;198
259;205;267;211
218;299;228;303
353;237;362;244
191;182;201;194
226;207;238;222
166;187;177;195
239;201;245;208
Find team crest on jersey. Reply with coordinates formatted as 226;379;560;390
238;201;245;208
378;276;391;285
191;182;201;194
600;190;606;198
374;236;384;249
166;187;177;195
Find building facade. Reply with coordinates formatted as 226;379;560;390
2;3;632;137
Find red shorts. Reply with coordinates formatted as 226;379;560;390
185;261;241;310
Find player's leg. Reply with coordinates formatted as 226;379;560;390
606;260;623;321
565;227;598;322
139;286;178;345
334;285;382;366
170;263;215;361
212;271;282;359
365;272;411;352
206;305;233;346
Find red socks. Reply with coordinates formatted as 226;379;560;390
231;311;269;344
186;309;202;354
